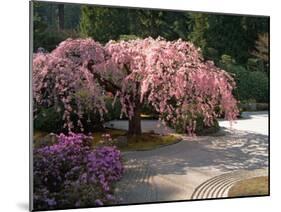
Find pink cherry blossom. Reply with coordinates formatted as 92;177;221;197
33;37;239;134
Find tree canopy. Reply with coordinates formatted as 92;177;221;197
34;2;269;68
33;38;239;135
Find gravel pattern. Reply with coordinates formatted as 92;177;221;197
114;112;269;203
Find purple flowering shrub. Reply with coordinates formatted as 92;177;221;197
34;133;123;210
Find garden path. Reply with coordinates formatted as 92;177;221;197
112;112;269;204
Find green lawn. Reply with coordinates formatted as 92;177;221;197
91;128;181;151
33;131;48;142
228;176;269;197
33;128;181;151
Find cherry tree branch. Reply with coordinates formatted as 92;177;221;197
87;61;121;95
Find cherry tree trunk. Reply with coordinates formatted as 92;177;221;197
128;101;142;135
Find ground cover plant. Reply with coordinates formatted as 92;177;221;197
228;176;269;197
33;133;123;210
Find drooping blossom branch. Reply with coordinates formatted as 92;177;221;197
33;37;239;134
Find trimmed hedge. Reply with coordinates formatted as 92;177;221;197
222;63;269;103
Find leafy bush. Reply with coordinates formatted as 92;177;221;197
104;96;159;121
220;54;236;65
33;133;123;210
172;115;220;135
204;47;219;63
34;96;121;134
224;64;269;103
256;103;269;111
34;28;79;52
119;34;140;41
104;96;122;121
247;71;269;102
34;97;123;133
140;103;159;119
34;106;104;133
34;107;64;133
193;116;220;136
247;58;264;72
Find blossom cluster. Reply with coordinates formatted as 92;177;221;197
33;39;107;131
33;37;239;134
105;38;239;133
33;133;123;210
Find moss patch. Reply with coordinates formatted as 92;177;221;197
33;129;181;152
91;129;127;143
122;133;181;151
228;176;269;197
91;129;181;151
33;131;48;143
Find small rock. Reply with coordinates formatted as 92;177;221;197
36;133;57;148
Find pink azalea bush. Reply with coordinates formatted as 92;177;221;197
33;37;239;134
33;133;123;210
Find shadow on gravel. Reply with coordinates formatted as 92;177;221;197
116;129;268;203
123;129;268;175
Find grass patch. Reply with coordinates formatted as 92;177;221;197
91;129;181;151
92;128;127;143
33;131;48;141
122;133;181;151
140;114;158;120
33;129;181;151
228;176;269;197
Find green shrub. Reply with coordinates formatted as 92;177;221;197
173;115;220;135
222;63;269;103
34;106;104;133
204;47;219;63
34;96;123;133
256;103;269;111
104;97;122;121
247;71;269;102
118;34;140;41
34;107;64;133
104;96;159;121
194;116;219;136
247;58;264;72
140;103;159;119
220;54;236;65
34;28;79;52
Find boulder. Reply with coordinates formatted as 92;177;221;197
34;133;57;149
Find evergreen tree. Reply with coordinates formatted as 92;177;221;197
189;13;269;64
251;32;269;73
80;6;130;42
132;10;191;40
64;4;81;29
189;13;209;52
58;4;64;30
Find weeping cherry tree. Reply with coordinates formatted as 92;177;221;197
33;37;239;135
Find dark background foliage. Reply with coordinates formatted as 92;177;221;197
33;1;269;132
